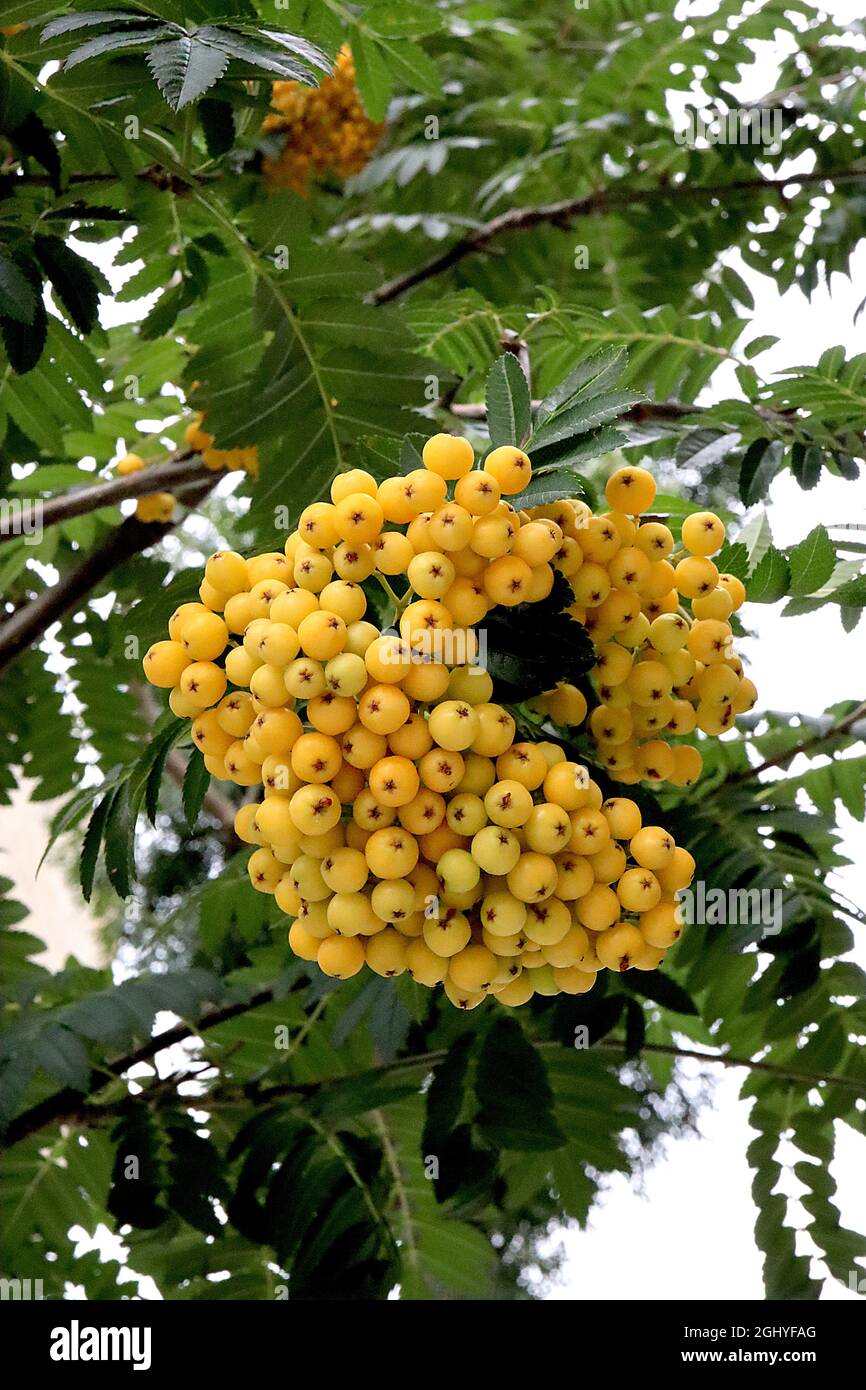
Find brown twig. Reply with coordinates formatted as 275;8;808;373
371;166;866;304
0;476;218;675
0;454;213;545
1;986;278;1149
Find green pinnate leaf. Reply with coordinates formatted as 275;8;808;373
146;35;230;111
486;352;532;448
787;525;836;597
748;546;790;603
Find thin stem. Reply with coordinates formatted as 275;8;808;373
733;699;866;782
180;106;195;170
5;1005;865;1151
374;572;402;608
370;1108;419;1271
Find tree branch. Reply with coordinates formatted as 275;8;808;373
734;699;866;781
1;986;278;1149
371;165;866;304
0;455;214;545
0;476;218;676
5;990;864;1149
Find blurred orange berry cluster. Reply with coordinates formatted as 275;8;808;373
184;415;259;479
115;453;175;525
262;45;384;195
115;416;258;526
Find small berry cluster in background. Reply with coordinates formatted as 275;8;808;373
262;46;384;195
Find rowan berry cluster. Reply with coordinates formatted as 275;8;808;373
143;433;697;1007
262;46;384;195
183;415;259;478
537;466;756;786
115;417;258;526
115;453;175;525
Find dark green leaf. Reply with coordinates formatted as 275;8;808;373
509;466;595;511
103;783;135;900
791;443;823;490
622;970;698;1016
748;546;790;603
738;437;773;506
787;525;836;597
0;253;37;324
79;791;113;902
485;352;531;448
475;1018;565;1151
146;34;230;111
198;97;235;157
182;747;210;831
32;1023;90;1090
34;236;102;335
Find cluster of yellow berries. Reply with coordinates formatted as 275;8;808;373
116;417;258;525
183;415;259;478
539;466;756;786
262;45;384;195
142;434;697;1007
116;453;176;525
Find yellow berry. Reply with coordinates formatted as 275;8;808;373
428;700;479;752
506;851;557;903
630;825;676;870
483;445;532;495
605;466;656;514
330;468;378;504
449;944;497;992
206;549;249;596
422;908;472;958
143;640;191;688
366;928;409;977
640;899;683;948
318;935;365;978
422;432;474;480
333;493;384;544
682;510;726;556
179;660;226;708
365;827;418;879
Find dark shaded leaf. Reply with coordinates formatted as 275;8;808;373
79;791;113;902
182;747;210;830
475;1018;565;1150
34;235;102;335
198;97;235;157
622;970;698;1016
